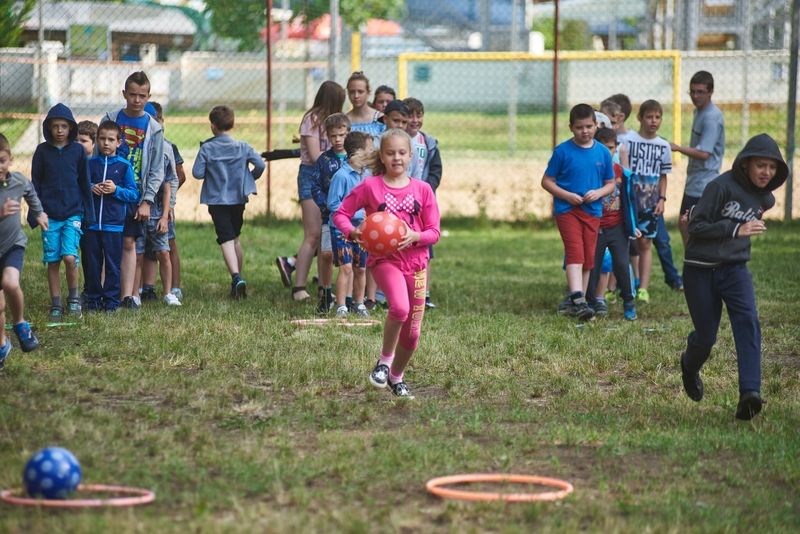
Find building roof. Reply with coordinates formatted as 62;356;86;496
23;1;197;36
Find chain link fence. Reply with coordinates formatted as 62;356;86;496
1;0;797;221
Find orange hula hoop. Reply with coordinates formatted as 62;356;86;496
290;318;380;327
1;484;155;508
426;473;573;502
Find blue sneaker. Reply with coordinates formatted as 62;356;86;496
623;302;637;321
0;337;11;369
13;321;39;352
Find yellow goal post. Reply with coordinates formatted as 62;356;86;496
397;49;682;151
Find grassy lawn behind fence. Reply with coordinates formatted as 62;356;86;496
1;219;798;531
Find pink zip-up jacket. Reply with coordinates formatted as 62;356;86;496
333;175;440;273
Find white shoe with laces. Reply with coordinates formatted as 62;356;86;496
163;293;182;306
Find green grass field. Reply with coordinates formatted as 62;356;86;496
1;218;799;532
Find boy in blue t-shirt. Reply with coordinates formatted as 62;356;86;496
542;104;615;320
310;113;351;314
31;103;95;321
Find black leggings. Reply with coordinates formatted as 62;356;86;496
587;224;635;304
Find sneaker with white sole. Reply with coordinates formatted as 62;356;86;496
335;305;349;318
354;303;370;317
163;293;182;306
369;362;389;388
171;288;184;301
275;256;295;288
389;380;415;399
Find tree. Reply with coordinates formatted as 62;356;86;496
290;0;405;30
531;17;592;51
204;0;266;52
0;0;35;48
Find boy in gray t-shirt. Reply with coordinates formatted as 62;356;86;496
0;134;49;360
670;70;725;245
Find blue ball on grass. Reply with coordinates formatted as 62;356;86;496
23;447;82;499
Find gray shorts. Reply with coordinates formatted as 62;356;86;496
135;219;170;255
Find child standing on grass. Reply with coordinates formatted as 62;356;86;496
31;103;95;321
624;100;672;304
372;85;396;113
327;132;372;318
680;134;786;421
311;113;351;314
346;71;385;140
83;121;139;312
100;71;165;310
0;134;47;362
404;97;442;309
136;102;181;306
192;105;265;299
333;129;440;399
542;104;615;321
586;128;639;321
275;81;345;301
77;121;97;156
135;102;180;307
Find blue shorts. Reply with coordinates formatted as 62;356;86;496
1;246;25;283
297;163;316;202
42;215;82;264
167;219;176;241
331;227;367;268
135;219;170;255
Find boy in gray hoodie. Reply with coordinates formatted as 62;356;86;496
192;105;265;299
680;133;787;421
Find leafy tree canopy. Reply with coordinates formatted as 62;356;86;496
0;0;35;47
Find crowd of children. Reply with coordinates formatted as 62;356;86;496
0;68;785;415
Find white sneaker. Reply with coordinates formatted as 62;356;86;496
163;293;182;306
171;287;183;301
335;305;348;318
132;296;142;307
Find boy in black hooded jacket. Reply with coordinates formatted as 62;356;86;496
679;133;788;420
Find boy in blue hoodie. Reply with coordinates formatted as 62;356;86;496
31;103;94;321
100;71;164;309
84;121;139;312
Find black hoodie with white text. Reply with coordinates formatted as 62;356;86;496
685;133;788;267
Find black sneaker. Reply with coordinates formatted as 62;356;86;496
369;362;389;388
275;256;294;288
140;286;158;301
680;352;704;402
389;380;415;399
231;279;247;299
121;296;140;310
424;297;436;309
316;287;334;314
364;299;376;311
735;391;763;420
573;297;595;321
13;321;39;352
557;296;575;316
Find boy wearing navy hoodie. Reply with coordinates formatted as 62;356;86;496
84;121;139;312
680;133;787;421
31;103;94;321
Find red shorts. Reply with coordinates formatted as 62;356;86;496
555;208;601;271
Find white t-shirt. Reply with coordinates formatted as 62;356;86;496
408;132;427;180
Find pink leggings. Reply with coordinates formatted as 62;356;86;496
371;262;427;351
